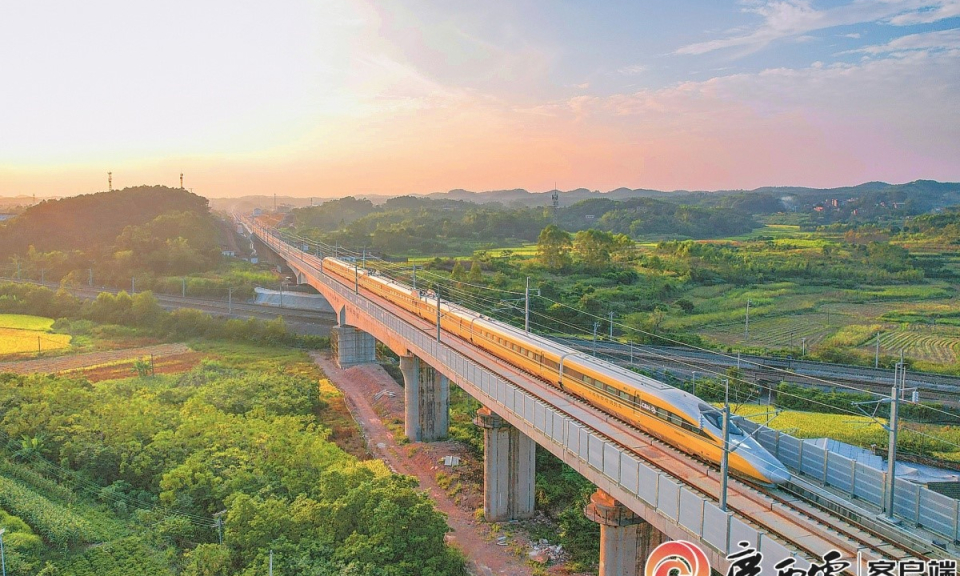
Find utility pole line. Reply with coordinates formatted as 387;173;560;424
885;362;904;521
228;288;233;314
801;337;807;357
720;378;730;511
524;277;530;333
436;284;442;342
609;311;614;339
745;299;751;339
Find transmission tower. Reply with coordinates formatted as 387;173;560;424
180;172;184;189
108;172;112;191
551;188;559;223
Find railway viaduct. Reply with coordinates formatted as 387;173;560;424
244;218;936;576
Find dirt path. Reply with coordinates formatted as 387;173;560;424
0;343;191;375
311;352;536;576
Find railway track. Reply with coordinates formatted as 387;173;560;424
0;278;337;325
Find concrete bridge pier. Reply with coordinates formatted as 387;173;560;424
474;407;536;521
400;354;449;442
584;489;666;576
330;325;377;368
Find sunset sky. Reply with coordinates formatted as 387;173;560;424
2;1;959;198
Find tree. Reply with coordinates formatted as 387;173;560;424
467;261;482;283
573;229;616;271
450;261;466;281
537;225;572;271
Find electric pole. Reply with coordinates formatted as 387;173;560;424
745;299;751;339
609;311;614;339
436;284;442;342
108;171;112;191
524;277;530;333
592;322;599;356
720;378;731;511
885;362;905;521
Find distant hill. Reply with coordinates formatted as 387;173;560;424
0;186;213;258
211;180;960;213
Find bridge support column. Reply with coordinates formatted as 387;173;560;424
584;489;666;576
330;325;376;369
400;355;449;442
474;407;535;521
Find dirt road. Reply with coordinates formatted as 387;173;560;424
311;352;537;576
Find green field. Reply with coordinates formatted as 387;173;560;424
0;314;71;356
732;404;960;462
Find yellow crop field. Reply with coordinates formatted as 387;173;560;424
0;314;56;331
0;314;71;356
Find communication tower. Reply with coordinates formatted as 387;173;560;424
180;173;184;189
551;187;559;222
108;172;113;191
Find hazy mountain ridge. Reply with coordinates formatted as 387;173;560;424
209;180;960;212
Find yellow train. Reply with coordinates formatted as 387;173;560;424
319;255;789;485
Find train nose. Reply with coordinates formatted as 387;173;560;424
760;458;792;485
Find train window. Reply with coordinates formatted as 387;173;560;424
619;390;631;400
566;369;584;382
668;414;684;426
544;359;558;369
605;384;616;395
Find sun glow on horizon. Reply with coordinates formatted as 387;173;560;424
2;1;959;198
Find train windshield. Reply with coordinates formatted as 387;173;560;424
700;409;744;436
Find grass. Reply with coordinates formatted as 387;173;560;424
0;314;72;356
0;474;100;548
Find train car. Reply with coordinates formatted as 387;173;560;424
320;256;789;485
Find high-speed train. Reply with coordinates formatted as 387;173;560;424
318;254;790;485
